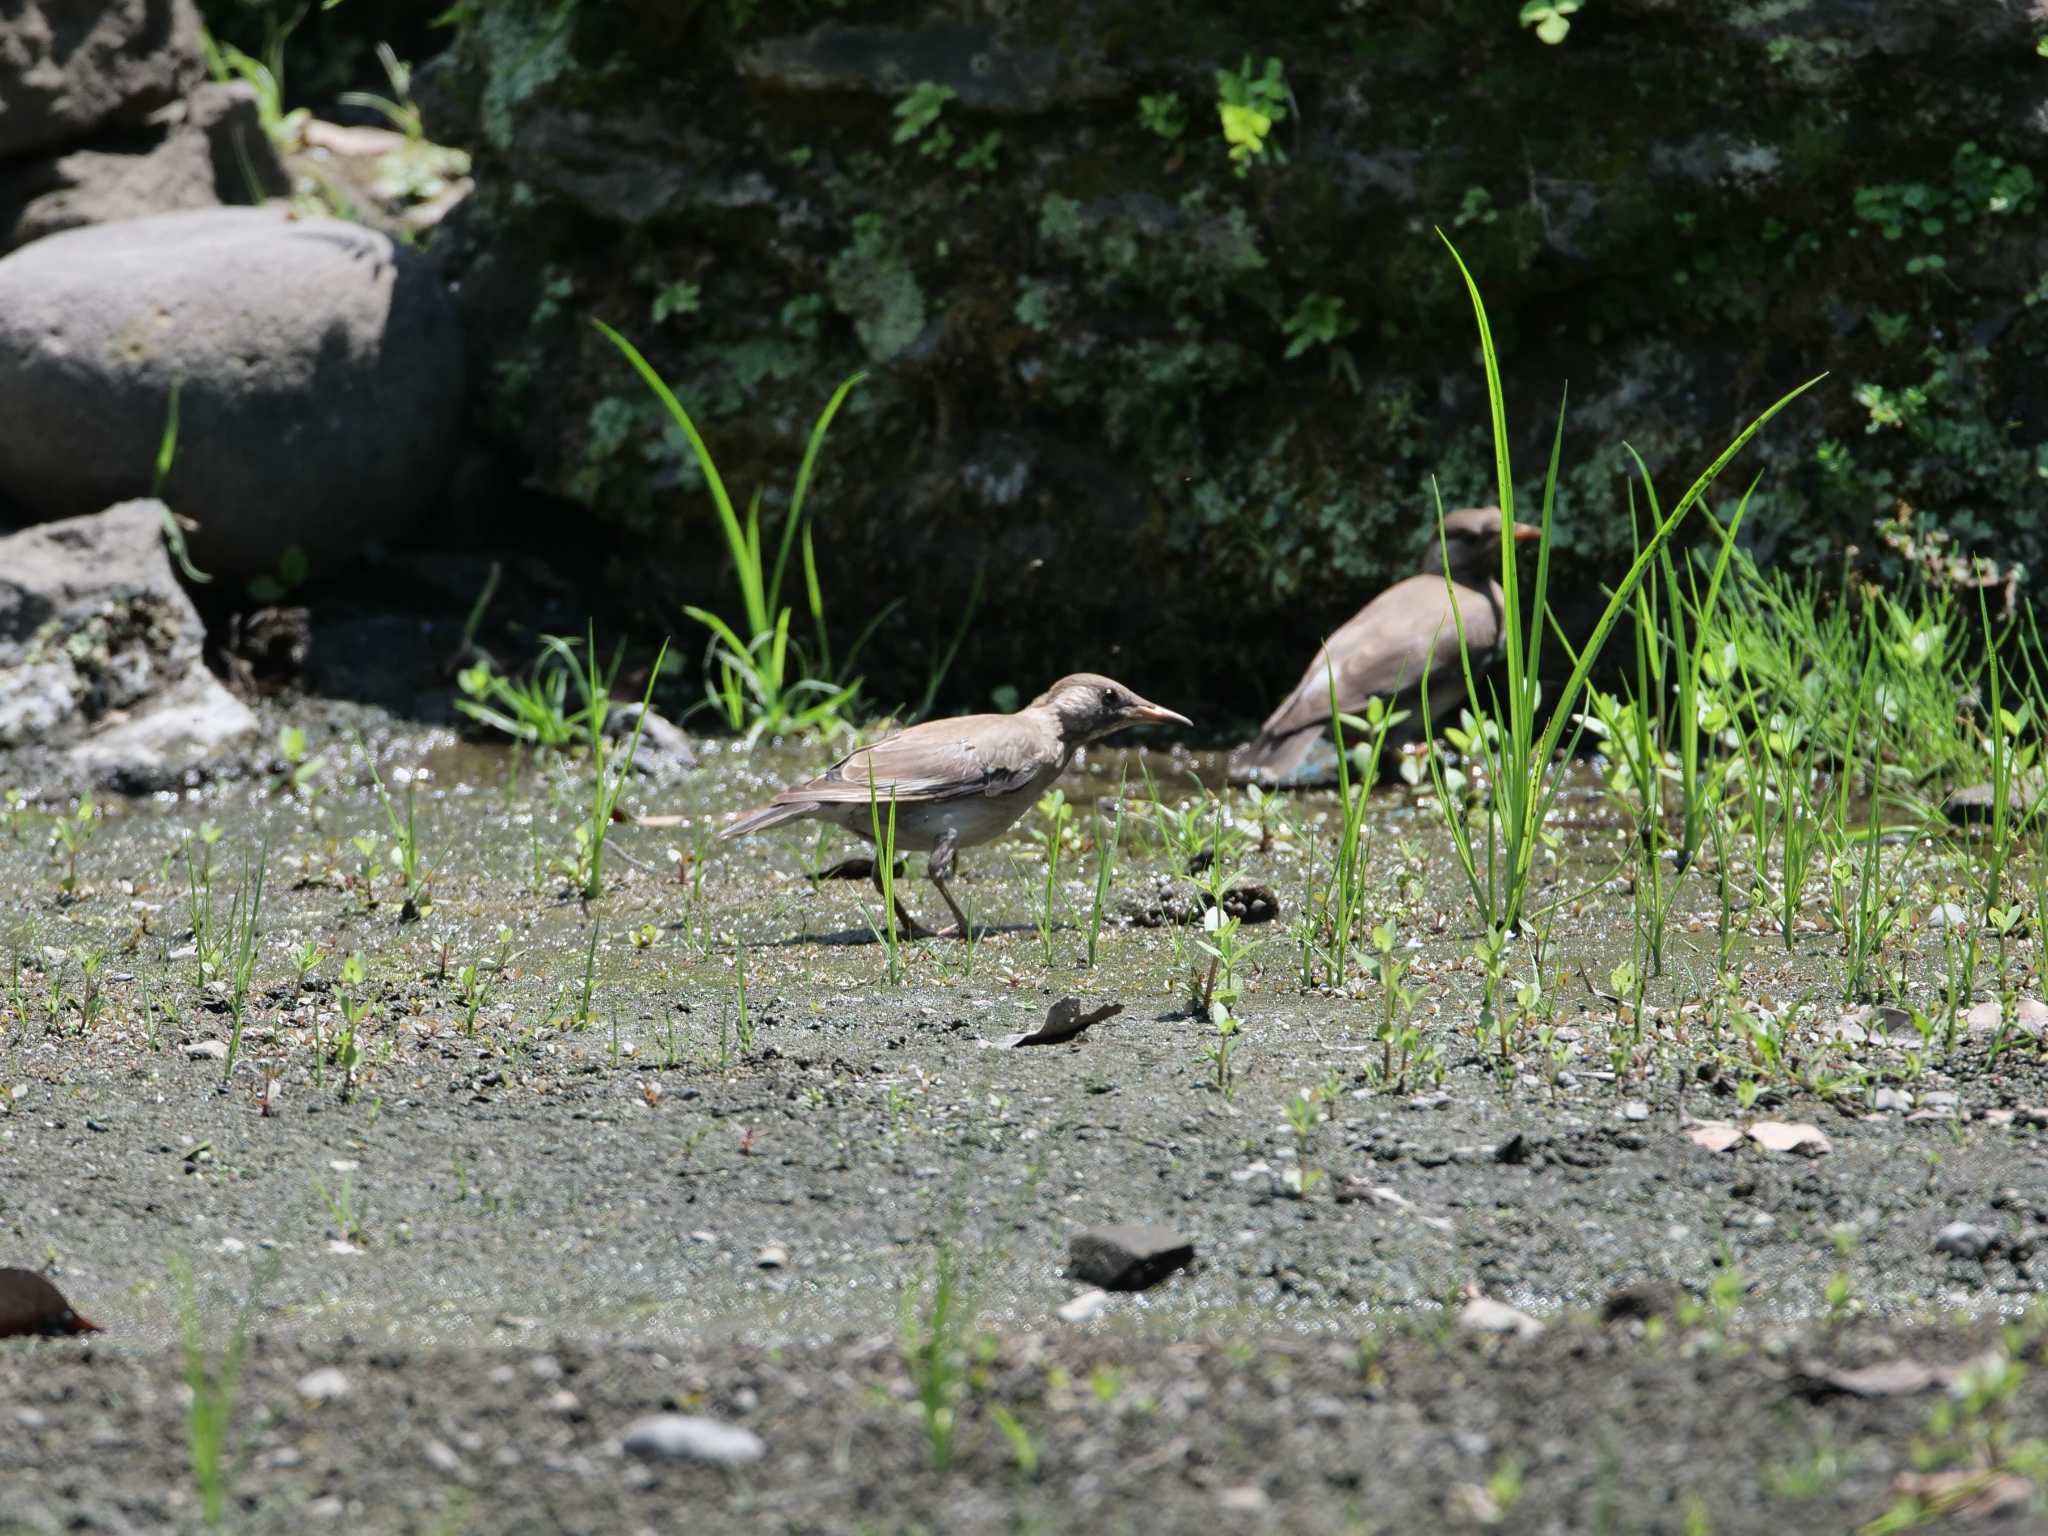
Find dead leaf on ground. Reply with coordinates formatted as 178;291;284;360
1792;1357;1956;1399
1006;998;1123;1048
1887;1469;2036;1520
1828;1004;1914;1044
1747;1120;1831;1156
1684;1119;1742;1153
1962;996;2048;1036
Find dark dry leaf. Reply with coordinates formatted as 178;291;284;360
1008;997;1123;1048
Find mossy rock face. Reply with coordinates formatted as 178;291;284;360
428;0;2048;723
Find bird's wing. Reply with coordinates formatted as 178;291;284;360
782;714;1057;807
1256;577;1501;740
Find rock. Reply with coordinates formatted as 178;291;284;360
0;207;464;582
1459;1295;1545;1339
1933;1221;1992;1260
296;1367;350;1402
1962;997;2048;1038
1943;778;2039;824
619;1413;766;1468
605;703;696;780
738;22;1122;114
1067;1222;1194;1291
1928;902;1970;929
422;1439;463;1475
1057;1288;1111;1323
181;1039;227;1061
754;1243;788;1270
0;82;290;254
0;0;203;160
0;502;255;787
70;668;260;789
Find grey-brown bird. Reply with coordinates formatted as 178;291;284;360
1229;507;1542;785
721;674;1192;938
0;1267;99;1338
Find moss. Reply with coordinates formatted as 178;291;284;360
436;0;2048;720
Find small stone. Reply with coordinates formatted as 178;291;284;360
1217;1485;1269;1513
1068;1223;1195;1291
1057;1288;1111;1324
1934;1222;1992;1260
324;1240;360;1256
620;1413;766;1467
296;1367;350;1402
1873;1088;1912;1113
545;1389;583;1417
1621;1101;1649;1121
184;1040;228;1061
1459;1295;1544;1339
424;1439;464;1475
1928;902;1970;929
755;1244;789;1270
15;1407;48;1430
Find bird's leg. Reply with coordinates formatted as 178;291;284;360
927;833;972;940
870;857;937;941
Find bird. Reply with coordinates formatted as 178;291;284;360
0;1267;100;1338
1228;506;1542;785
720;674;1192;938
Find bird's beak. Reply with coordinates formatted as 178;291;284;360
70;1313;100;1335
1511;523;1543;543
1126;698;1193;729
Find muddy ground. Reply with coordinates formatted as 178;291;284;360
1;721;2045;1534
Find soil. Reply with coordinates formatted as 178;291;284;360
1;720;2045;1534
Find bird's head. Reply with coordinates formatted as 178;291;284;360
1419;506;1542;583
1029;674;1192;746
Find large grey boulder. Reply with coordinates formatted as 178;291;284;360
0;0;203;160
0;81;289;254
0;206;465;580
0;501;256;788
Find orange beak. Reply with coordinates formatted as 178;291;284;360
1512;523;1543;543
68;1311;101;1335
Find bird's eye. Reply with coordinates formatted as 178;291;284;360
1101;688;1117;707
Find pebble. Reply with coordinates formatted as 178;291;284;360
424;1439;464;1475
1873;1088;1912;1113
183;1040;228;1061
1929;902;1970;928
1934;1221;1992;1260
1621;1101;1649;1121
620;1413;766;1467
755;1244;789;1270
1217;1485;1269;1513
1057;1288;1111;1324
296;1367;350;1402
1459;1296;1544;1339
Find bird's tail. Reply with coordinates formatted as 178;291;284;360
1226;727;1334;788
717;799;813;840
